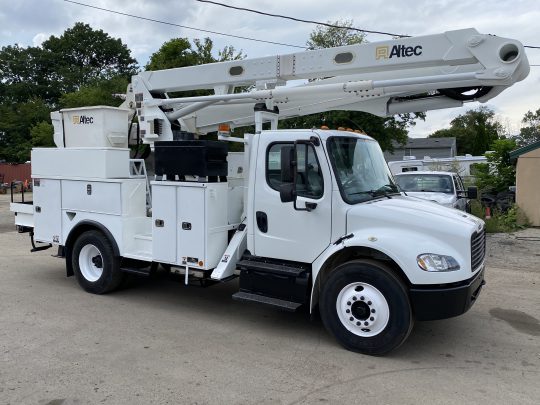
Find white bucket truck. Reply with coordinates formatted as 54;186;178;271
11;29;529;354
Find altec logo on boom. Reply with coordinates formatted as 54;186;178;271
376;45;423;60
72;115;94;124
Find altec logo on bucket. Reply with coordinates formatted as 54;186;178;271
72;115;94;124
376;45;423;60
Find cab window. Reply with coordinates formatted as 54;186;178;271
266;143;324;199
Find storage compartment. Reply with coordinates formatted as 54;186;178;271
150;181;229;269
62;180;122;215
151;184;177;264
33;179;62;243
32;148;130;179
60;179;146;217
154;140;228;180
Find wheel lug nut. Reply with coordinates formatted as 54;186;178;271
367;301;372;305
360;296;365;301
352;296;357;301
347;301;351;306
349;317;354;321
371;309;375;313
364;321;369;326
346;309;350;313
356;321;361;326
370;317;374;321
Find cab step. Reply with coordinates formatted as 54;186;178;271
232;292;302;312
236;259;306;277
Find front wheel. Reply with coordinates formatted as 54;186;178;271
72;230;124;294
320;260;413;355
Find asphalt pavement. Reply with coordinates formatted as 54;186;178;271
0;193;539;404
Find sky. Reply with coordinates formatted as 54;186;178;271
1;0;538;138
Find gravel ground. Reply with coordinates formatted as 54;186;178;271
0;193;539;404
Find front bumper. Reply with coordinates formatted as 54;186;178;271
409;268;485;321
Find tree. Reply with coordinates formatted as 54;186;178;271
474;138;517;192
515;108;540;147
59;76;129;109
282;20;424;151
307;19;365;49
0;99;50;162
42;23;137;96
30;121;55;147
146;37;244;71
0;44;55;103
429;106;504;155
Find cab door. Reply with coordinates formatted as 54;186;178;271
252;132;332;263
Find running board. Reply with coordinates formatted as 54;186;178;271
232;292;302;312
236;260;306;277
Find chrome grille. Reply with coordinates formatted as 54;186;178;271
471;228;486;271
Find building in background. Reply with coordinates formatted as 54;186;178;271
384;137;456;162
510;140;540;226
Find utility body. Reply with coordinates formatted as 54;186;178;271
11;28;529;354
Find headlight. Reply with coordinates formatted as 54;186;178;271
417;254;460;272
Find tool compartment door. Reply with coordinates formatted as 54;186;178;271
177;186;206;268
33;178;62;243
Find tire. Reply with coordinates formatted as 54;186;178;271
319;260;413;355
72;230;124;294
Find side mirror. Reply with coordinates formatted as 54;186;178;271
280;145;295;183
280;183;296;203
467;186;478;200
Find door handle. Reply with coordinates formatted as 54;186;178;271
256;211;268;233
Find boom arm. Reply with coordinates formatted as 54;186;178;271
127;28;529;142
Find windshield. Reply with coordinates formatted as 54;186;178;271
327;137;399;204
395;174;455;194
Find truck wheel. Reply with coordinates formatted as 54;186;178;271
72;230;124;294
320;260;413;355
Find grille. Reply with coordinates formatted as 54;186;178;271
471;228;486;271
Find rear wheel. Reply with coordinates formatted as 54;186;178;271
72;230;124;294
320;260;413;355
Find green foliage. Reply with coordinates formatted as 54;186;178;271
307;20;366;49
470;201;528;233
429;106;504;155
0;99;51;162
59;76;129;108
0;44;54;103
146;37;244;71
515;108;540;147
41;23;137;96
30;121;54;147
474;138;517;192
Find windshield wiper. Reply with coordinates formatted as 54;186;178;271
369;184;400;199
349;184;399;200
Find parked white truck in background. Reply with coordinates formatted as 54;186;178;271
394;171;477;212
10;28;529;354
387;155;488;177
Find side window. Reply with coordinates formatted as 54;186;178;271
266;143;324;199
